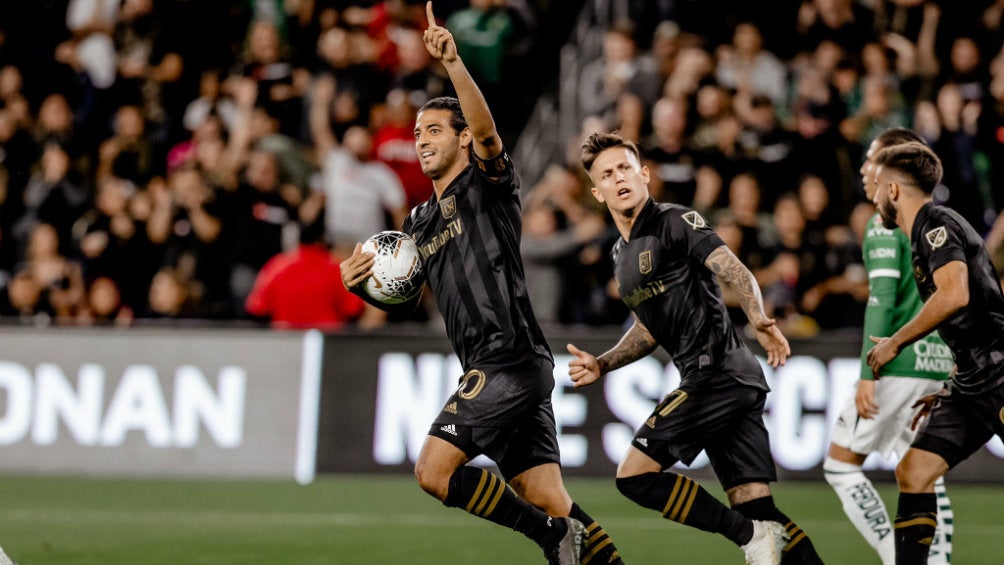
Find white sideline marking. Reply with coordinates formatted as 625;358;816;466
2;508;1000;535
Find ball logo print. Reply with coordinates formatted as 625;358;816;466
361;231;425;304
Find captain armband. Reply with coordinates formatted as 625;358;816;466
474;152;509;177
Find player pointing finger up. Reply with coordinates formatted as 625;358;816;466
423;2;457;63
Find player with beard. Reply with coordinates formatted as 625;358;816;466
823;128;953;565
569;131;825;565
867;142;1004;565
339;4;625;565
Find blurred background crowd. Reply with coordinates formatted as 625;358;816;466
1;0;1004;336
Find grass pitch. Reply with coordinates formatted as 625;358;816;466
0;474;1001;564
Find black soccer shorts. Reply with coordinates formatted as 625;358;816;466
912;382;1004;468
632;379;778;491
428;355;561;479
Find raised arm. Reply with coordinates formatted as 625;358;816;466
423;1;502;160
705;245;790;367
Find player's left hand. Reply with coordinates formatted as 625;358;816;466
752;317;789;368
566;343;601;388
339;242;375;291
910;387;948;430
423;2;457;63
866;335;898;378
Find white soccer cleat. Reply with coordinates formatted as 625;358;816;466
741;520;788;565
544;517;585;565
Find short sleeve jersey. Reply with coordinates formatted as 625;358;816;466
860;213;951;380
612;199;766;390
911;202;1004;395
403;151;551;370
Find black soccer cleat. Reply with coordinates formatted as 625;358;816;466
543;517;586;565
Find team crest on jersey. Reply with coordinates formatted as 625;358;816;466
639;250;653;274
682;210;706;230
925;226;947;249
439;195;457;219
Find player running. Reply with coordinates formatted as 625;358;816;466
340;4;625;564
568;131;824;565
824;128;953;565
867;141;1004;564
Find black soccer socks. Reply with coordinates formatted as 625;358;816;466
732;495;825;565
444;466;564;548
616;472;752;545
570;503;625;565
894;492;937;565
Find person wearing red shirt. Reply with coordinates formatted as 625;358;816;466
245;219;365;330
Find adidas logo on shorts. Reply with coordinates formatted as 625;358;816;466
440;424;457;436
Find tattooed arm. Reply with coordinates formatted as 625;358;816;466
704;245;790;367
567;316;658;388
705;245;770;326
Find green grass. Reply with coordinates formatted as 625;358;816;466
0;475;1001;564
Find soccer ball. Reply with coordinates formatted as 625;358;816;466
361;230;425;304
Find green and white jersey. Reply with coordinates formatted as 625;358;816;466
860;213;952;381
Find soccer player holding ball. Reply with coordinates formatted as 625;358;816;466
340;4;625;564
569;131;825;565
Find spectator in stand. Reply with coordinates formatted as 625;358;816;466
387;26;447;101
795;0;874;55
929;82;993;232
112;0;185;146
231;19;310;138
182;69;238;133
148;166;231;316
578;20;661;128
16;222;87;322
735;94;797;210
640;96;709;206
221;149;298;315
445;0;519;143
520;164;607;325
141;266;202;320
713;172;775;273
1;104;40;257
245;217;366;330
73;175;157;312
756;193;828;336
309;75;408;257
715;22;788;108
14;141;88;253
373;88;434;209
78;275;133;325
313;26;389;139
97;104;157;185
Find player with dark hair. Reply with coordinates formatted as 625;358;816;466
867;141;1004;565
568;131;826;565
339;4;624;565
824;128;953;565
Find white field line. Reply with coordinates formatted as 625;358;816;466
0;508;1000;536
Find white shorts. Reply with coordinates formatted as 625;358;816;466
830;376;945;459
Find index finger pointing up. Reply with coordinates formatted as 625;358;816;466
426;1;436;27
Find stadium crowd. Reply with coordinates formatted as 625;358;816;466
1;0;1004;334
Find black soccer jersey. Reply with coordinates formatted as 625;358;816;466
612;199;766;390
910;202;1004;395
403;151;552;369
